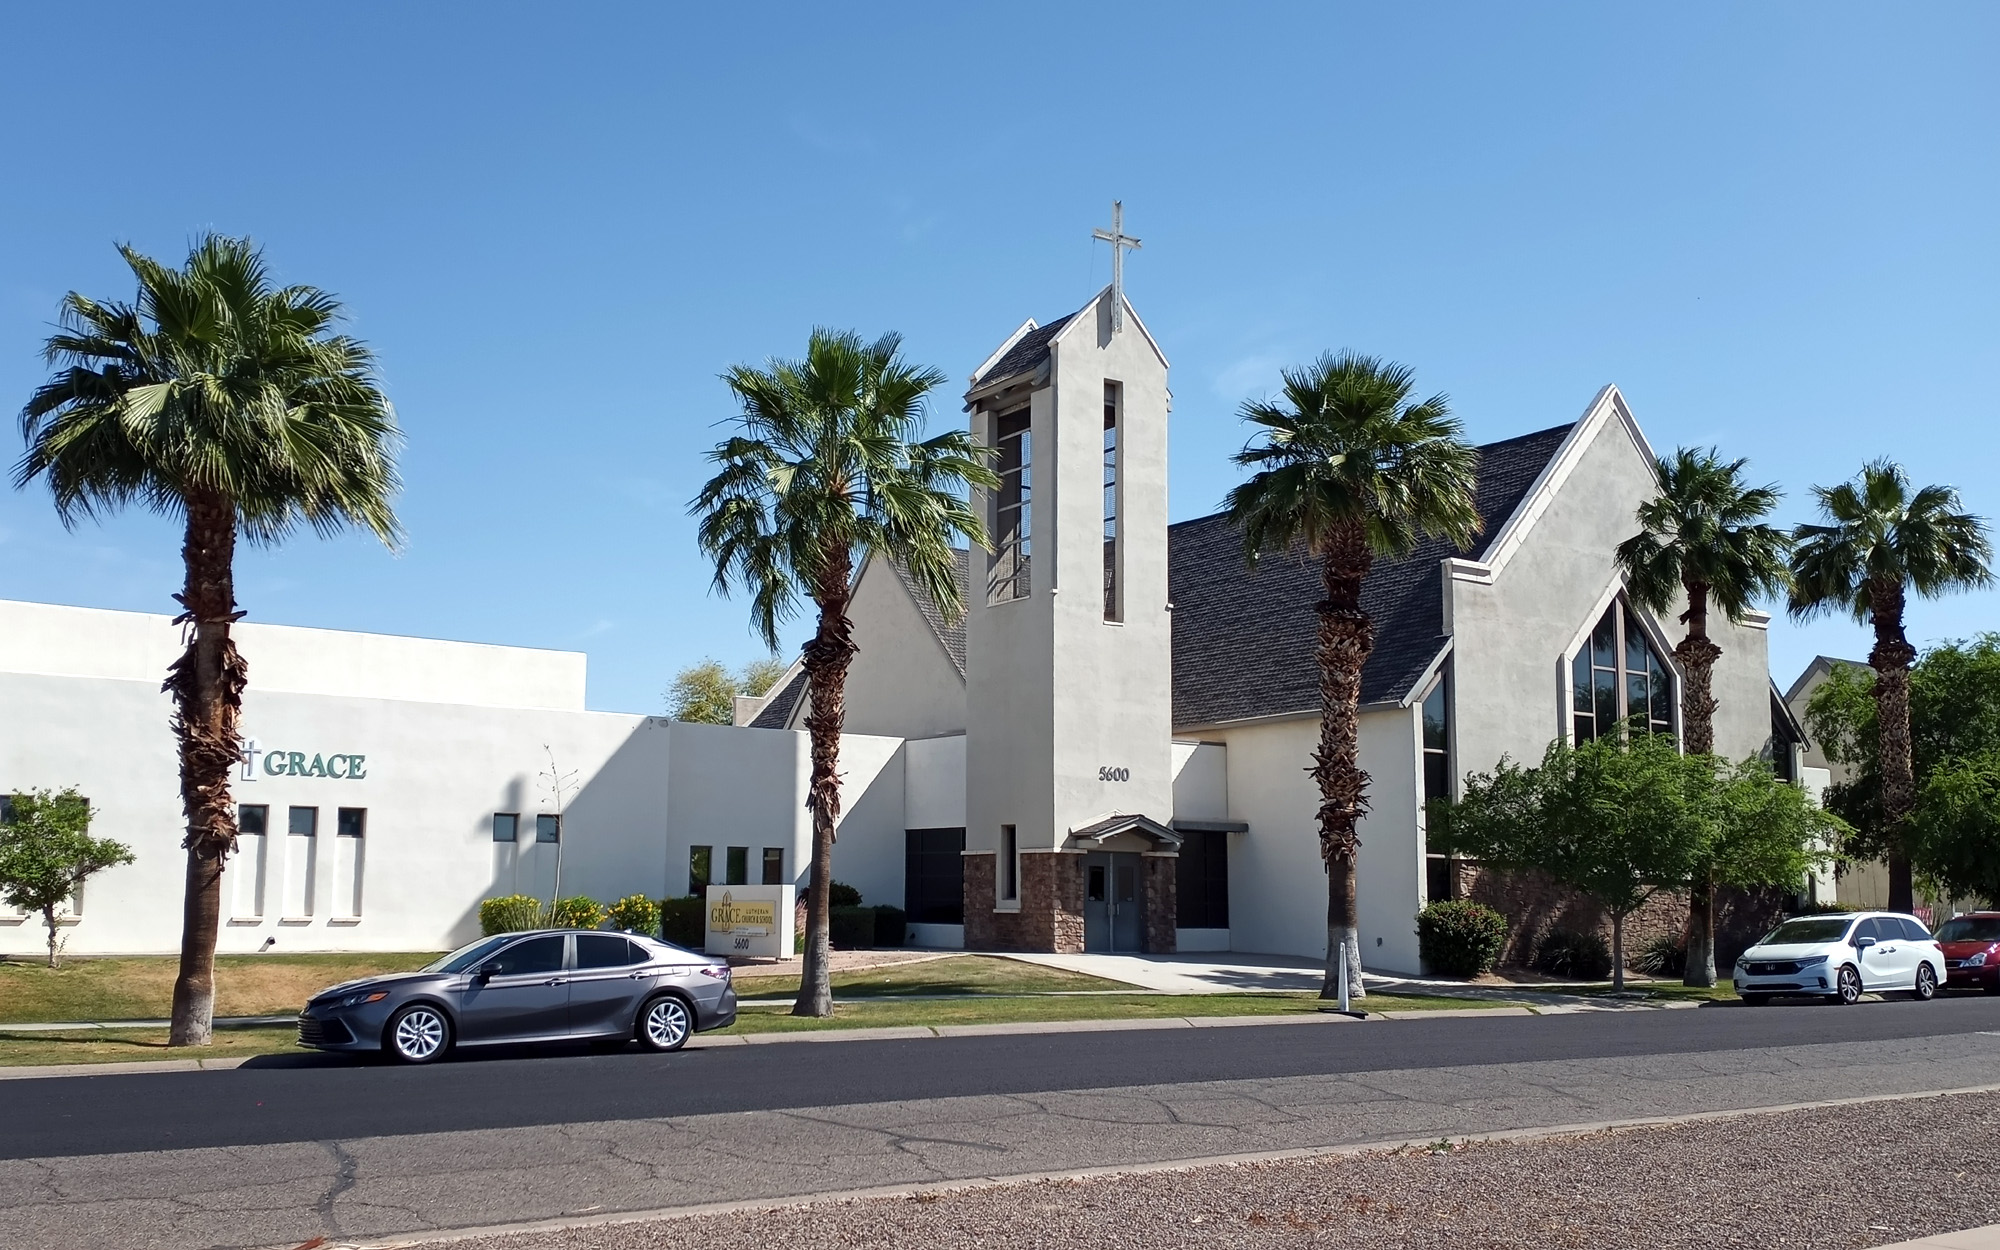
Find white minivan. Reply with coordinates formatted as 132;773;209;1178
1734;912;1945;1005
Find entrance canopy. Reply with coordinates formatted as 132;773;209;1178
1067;813;1181;849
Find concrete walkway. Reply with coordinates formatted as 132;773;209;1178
1875;1228;2000;1249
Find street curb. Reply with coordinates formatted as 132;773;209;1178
298;1080;2000;1250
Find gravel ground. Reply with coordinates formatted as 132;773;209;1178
431;1090;2000;1250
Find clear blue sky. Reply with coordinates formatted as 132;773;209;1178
2;4;1995;713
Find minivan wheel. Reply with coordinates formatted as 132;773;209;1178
638;995;692;1052
1836;965;1863;1005
1914;963;1938;1001
387;1004;451;1064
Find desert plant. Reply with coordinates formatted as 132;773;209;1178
1225;352;1482;1000
1632;933;1688;978
606;894;661;935
1533;929;1612;980
14;236;402;1044
479;894;543;935
547;895;605;930
1414;900;1507;978
692;327;993;1017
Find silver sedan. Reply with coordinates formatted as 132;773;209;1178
297;929;738;1063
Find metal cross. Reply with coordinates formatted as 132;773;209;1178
1092;201;1142;333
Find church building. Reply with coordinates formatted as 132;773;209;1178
739;282;1795;974
2;264;1802;972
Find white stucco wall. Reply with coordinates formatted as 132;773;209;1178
816;556;967;740
905;734;967;830
1170;741;1228;821
0;598;586;711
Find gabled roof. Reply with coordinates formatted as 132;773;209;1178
1784;655;1869;706
891;549;971;674
1168;422;1577;730
748;665;807;729
971;314;1074;390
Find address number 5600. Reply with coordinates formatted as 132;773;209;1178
1097;766;1130;782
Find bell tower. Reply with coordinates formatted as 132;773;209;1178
960;213;1178;953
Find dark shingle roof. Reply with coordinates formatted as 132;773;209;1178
1169;422;1576;729
892;549;972;674
972;314;1075;389
748;667;807;729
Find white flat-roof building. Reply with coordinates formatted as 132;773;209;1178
2;283;1804;971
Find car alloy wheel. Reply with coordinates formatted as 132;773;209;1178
388;1005;450;1063
1836;965;1862;1005
1914;963;1938;1001
640;995;692;1052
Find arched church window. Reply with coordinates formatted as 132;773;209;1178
1570;601;1674;742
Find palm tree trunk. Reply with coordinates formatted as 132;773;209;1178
1867;577;1918;915
1611;910;1627;992
166;494;247;1047
1314;522;1373;1001
794;546;856;1019
1675;579;1721;987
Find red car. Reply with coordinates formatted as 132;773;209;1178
1935;912;2000;994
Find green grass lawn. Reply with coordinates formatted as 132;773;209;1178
0;952;442;1024
0;1026;301;1067
731;955;1129;1000
1568;980;1740;1003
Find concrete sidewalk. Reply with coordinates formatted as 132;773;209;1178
1875;1228;2000;1249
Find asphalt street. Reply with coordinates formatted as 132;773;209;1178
7;999;2000;1250
9;993;2000;1160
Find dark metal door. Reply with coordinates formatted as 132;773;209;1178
1084;852;1142;952
458;933;570;1042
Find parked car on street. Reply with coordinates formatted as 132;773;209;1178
297;929;737;1063
1733;912;1945;1006
1935;911;2000;995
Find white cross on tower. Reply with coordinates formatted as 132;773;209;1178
1092;201;1142;334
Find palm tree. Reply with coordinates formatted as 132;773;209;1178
1789;460;1991;913
1615;448;1790;987
692;328;994;1017
14;236;402;1045
1225;352;1481;1001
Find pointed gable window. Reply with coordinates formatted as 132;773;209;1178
1570;601;1674;741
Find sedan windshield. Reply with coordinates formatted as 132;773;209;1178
1760;917;1853;946
1935;916;2000;943
423;935;516;974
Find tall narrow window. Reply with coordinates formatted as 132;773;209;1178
1102;381;1122;621
1571;601;1675;741
1420;674;1456;902
999;825;1018;901
725;845;749;886
990;409;1032;602
761;847;786;885
688;845;712;896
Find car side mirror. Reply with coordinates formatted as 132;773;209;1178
472;965;493;982
1854;936;1877;950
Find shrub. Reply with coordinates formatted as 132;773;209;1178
830;905;875;949
829;880;863;908
479;894;544;935
606;894;661;935
547;895;606;930
660;896;704;948
872;905;907;947
1632;932;1687;977
1415;901;1507;978
1532;929;1612;980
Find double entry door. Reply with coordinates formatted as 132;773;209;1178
1083;851;1142;953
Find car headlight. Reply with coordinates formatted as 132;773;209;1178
1793;955;1828;970
1967;952;1989;968
338;991;389;1008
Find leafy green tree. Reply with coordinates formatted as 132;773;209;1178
1791;462;1992;912
1614;447;1790;986
1809;635;2000;902
1708;758;1844;915
691;328;993;1017
739;655;788;698
13;237;401;1042
667;659;740;724
1225;352;1481;1000
1432;734;1710;990
1907;754;2000;905
0;789;135;968
665;655;792;724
